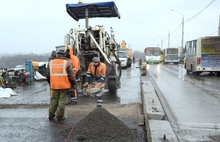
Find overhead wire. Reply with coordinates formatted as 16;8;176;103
185;0;216;22
171;0;216;36
163;0;216;43
208;30;218;35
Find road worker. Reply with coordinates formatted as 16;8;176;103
84;56;106;85
83;56;106;107
65;48;80;104
46;50;75;121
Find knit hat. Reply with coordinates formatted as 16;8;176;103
92;57;100;62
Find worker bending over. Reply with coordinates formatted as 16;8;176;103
84;56;106;85
83;56;107;107
46;50;75;121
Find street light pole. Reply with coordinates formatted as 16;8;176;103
161;26;170;48
155;34;163;50
171;9;184;53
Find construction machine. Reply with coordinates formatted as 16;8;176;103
117;40;132;68
62;1;122;94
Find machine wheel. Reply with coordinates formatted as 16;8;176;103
108;79;117;94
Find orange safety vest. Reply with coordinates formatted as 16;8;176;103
67;47;80;77
69;55;80;77
87;62;106;78
49;59;71;89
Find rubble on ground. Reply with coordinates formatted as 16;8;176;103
64;107;137;142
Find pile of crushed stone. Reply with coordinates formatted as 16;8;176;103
66;107;137;142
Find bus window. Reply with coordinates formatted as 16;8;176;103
193;40;197;55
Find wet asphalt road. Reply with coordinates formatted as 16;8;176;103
0;63;146;142
3;62;220;142
146;63;220;142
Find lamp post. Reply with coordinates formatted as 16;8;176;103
161;26;170;48
155;34;163;50
171;9;184;53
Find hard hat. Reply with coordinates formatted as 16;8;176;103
92;57;100;63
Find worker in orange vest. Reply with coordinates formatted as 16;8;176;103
84;56;106;85
66;48;80;104
46;50;75;121
83;56;106;107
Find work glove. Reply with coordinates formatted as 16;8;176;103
83;82;89;88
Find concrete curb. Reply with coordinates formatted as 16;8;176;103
141;76;178;142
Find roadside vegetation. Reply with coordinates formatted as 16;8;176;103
0;53;50;68
0;50;145;69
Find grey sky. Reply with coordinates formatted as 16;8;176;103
0;0;219;54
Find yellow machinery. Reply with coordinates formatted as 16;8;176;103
117;40;132;67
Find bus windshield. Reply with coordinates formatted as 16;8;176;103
167;48;178;54
145;48;160;56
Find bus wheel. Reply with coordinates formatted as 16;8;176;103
209;72;215;76
190;65;193;73
194;71;202;75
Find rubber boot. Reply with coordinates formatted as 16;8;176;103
70;97;77;105
96;96;103;108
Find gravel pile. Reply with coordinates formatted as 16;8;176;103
68;107;137;142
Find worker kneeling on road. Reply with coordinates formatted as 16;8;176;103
83;56;106;107
46;50;75;121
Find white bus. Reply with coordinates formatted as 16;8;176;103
163;47;180;64
184;36;220;75
144;47;163;64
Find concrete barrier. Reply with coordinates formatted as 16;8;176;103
147;120;178;142
141;78;178;142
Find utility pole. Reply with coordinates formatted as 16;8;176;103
171;9;184;54
219;14;220;36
